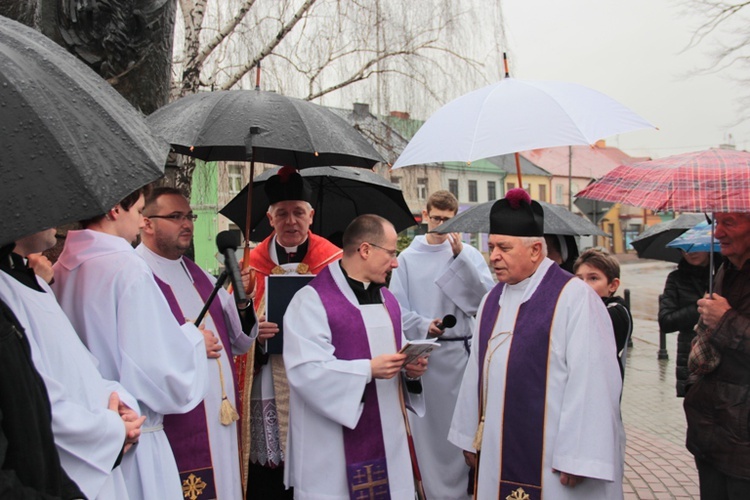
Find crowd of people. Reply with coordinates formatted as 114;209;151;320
2;167;748;500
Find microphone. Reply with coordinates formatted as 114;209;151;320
216;231;250;310
436;314;457;331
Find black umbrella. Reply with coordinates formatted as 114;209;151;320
630;213;707;263
433;200;609;237
147;89;383;167
0;15;168;246
220;166;417;243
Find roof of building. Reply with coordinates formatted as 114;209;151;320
486;153;552;177
520;145;650;179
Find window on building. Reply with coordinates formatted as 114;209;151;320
487;181;496;200
417;178;428;200
391;176;401;187
555;184;564;205
228;164;244;196
538;184;547;202
506;182;515;192
448;179;459;199
468;180;478;202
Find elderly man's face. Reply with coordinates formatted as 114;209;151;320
267;200;315;247
488;234;541;285
714;212;750;267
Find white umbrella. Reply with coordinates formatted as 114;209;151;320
392;77;655;172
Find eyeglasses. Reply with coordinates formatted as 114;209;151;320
428;215;453;224
366;242;398;259
146;213;198;222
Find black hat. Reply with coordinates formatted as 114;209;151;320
489;188;544;237
264;167;311;204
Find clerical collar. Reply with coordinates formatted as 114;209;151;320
339;261;384;305
274;237;309;265
0;244;44;292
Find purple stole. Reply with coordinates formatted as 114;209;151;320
154;257;238;500
477;264;572;500
308;265;402;500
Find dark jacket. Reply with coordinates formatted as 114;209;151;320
684;261;750;479
0;298;85;499
658;259;711;397
603;295;632;379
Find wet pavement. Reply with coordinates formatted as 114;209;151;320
618;257;700;499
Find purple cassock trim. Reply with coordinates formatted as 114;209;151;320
477;264;573;500
153;257;239;499
308;265;402;500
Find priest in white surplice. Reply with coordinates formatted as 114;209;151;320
0;229;145;500
137;187;257;499
52;187;210;500
389;190;494;500
449;189;625;500
283;215;429;500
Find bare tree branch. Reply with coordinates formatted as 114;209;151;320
220;0;319;90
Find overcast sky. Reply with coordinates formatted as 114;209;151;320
491;0;750;159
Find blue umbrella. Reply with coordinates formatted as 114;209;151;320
667;221;720;253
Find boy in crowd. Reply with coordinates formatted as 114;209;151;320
574;248;632;379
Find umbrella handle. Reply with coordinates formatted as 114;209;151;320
241;244;256;296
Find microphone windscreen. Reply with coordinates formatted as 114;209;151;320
216;230;240;254
441;314;457;329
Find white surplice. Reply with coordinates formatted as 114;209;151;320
389;236;494;500
449;259;625;500
52;230;209;500
283;262;423;500
0;271;138;500
136;243;256;500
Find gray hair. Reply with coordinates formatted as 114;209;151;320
267;200;313;214
519;236;547;259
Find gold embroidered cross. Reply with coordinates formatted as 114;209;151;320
351;464;389;499
182;473;207;500
506;487;530;500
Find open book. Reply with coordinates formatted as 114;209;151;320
399;340;441;365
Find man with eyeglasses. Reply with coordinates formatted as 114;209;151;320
53;186;211;500
283;214;428;499
449;189;624;499
136;187;258;499
389;189;494;499
237;167;342;499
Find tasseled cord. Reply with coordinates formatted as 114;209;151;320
217;359;239;425
472;416;485;451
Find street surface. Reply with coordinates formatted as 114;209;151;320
618;257;700;499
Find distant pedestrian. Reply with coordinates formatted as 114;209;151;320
658;251;712;397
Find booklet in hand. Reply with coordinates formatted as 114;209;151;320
399;340;440;365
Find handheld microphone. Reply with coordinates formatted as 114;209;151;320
436;314;457;330
216;231;250;310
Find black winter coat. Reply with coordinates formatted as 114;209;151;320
658;259;711;397
603;296;632;380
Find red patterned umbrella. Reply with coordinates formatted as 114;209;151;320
576;149;750;213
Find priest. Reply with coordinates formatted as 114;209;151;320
236;167;342;499
448;189;625;499
283;214;428;499
137;187;257;499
